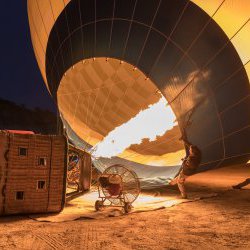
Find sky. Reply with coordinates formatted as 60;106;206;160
0;1;56;112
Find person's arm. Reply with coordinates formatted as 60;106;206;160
179;130;192;157
183;138;191;148
179;127;191;146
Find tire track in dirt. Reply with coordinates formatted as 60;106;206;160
33;234;65;249
81;226;100;250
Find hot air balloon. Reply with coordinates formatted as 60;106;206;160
27;0;250;185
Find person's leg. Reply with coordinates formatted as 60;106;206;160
232;178;250;189
177;173;187;199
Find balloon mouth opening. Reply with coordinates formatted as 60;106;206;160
57;57;185;167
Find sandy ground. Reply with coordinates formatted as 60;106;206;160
0;164;250;250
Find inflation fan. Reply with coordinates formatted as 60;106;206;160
95;164;140;213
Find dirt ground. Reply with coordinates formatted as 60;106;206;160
0;165;250;250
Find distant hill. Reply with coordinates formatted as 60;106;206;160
0;98;57;134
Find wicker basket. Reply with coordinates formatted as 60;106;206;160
0;130;68;215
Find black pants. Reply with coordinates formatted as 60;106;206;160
233;178;250;189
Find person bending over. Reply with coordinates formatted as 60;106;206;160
170;137;201;199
